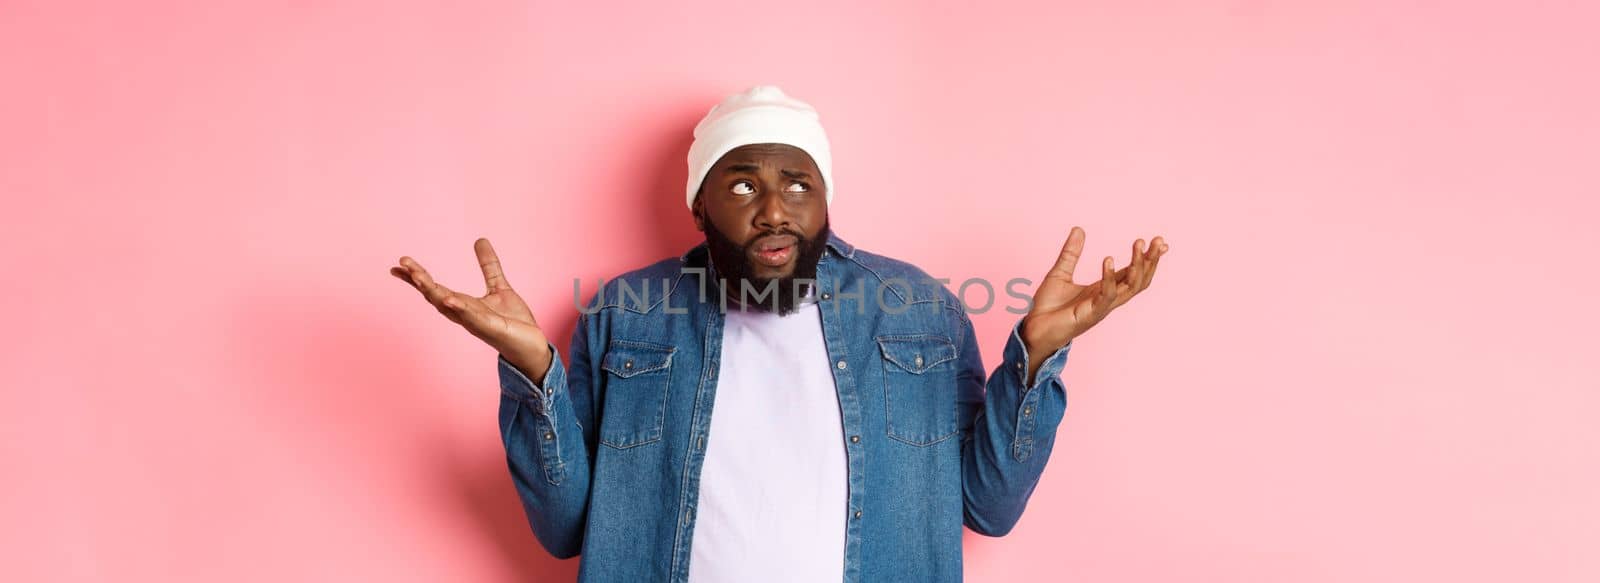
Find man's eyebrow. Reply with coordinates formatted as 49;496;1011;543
723;164;812;180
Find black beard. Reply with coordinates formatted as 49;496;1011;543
703;217;830;316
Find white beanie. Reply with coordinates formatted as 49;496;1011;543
685;85;834;210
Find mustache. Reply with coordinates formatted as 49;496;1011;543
743;228;807;248
739;229;806;249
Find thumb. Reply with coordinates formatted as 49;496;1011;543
1046;226;1086;282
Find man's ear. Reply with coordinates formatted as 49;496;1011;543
691;195;705;232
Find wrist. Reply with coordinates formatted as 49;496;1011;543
505;345;553;382
1018;314;1053;354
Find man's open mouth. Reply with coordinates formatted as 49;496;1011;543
751;234;799;267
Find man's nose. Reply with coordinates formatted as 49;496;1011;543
754;187;790;230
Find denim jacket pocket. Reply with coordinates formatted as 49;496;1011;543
877;334;960;446
598;339;675;449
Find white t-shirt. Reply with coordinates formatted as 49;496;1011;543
687;295;848;582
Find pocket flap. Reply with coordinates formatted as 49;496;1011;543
876;335;957;374
601;340;676;378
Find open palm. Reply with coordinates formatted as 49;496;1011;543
1021;226;1168;354
390;238;552;379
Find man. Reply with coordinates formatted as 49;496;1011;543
390;86;1168;582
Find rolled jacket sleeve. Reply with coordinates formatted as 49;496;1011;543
497;326;597;559
499;350;564;408
959;314;1073;537
1001;321;1073;462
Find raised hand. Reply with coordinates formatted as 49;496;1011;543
390;238;553;381
1019;226;1168;379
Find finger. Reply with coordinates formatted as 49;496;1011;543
1145;238;1171;285
475;238;512;293
1046;226;1087;282
402;257;456;306
398;257;428;291
1130;236;1154;294
1098;255;1117;312
1127;238;1145;294
427;280;463;311
1106;266;1132;298
1142;237;1166;289
390;266;414;285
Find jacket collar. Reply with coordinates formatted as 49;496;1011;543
823;229;856;259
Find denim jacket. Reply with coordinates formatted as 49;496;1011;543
496;231;1073;582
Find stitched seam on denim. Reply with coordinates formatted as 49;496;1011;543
879;335;960;446
876;335;957;372
538;413;565;486
840;254;911;304
598;340;674;449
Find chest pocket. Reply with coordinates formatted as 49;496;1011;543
877;334;959;446
598;339;676;449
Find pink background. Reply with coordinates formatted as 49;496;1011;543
3;1;1597;581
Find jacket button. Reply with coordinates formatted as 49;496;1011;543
821;292;831;300
624;360;633;369
543;432;554;440
914;355;923;367
850;435;860;443
853;510;863;519
1023;407;1033;417
837;360;847;370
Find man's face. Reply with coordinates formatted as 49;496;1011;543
693;143;830;314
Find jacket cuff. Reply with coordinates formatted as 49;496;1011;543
1005;320;1072;391
498;345;564;410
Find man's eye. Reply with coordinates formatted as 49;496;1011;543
786;182;809;193
731;181;755;195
